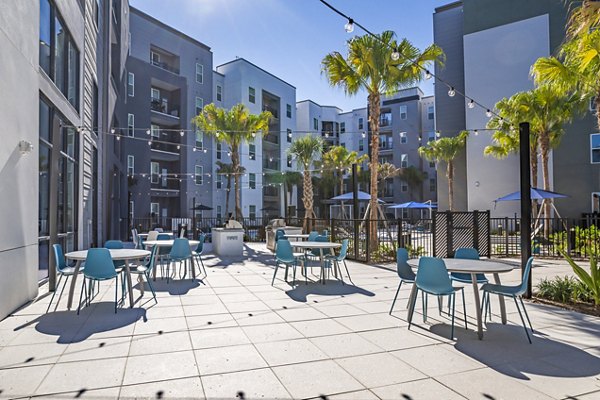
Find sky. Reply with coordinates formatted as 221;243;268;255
129;0;451;112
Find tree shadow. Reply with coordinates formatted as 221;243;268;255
285;280;375;303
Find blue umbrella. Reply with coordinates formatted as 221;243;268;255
388;201;438;209
330;191;384;203
495;188;568;202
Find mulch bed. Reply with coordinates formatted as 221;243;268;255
531;296;600;317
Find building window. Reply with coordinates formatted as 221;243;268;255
286;129;292;143
216;174;222;189
127;72;134;97
429;161;435;168
195;130;203;149
401;182;408;192
428;105;434;120
340;122;345;133
151;51;160;65
127;155;134;176
591;133;600;163
592;192;600;212
400;131;407;144
249;143;256;160
216;142;222;160
151;202;159;218
127;114;134;137
286;104;292;118
359;139;364;152
249;87;255;103
249;205;256;220
249;173;256;189
340;142;345;148
150;124;160;138
195;97;203;116
195;63;203;84
39;0;51;74
400;154;408;168
216;85;222;101
216;205;222;219
195;165;203;185
287;155;292;168
400;105;407;120
312;118;318;131
358;117;364;130
430;178;436;192
150;162;159;184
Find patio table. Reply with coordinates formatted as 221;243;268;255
138;232;174;238
407;258;514;340
144;240;200;280
65;249;151;310
291;241;342;278
284;233;310;241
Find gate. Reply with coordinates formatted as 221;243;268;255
433;211;490;258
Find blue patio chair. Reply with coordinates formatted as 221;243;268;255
324;239;351;283
389;248;416;314
450;248;488;284
271;239;300;285
47;244;82;313
104;240;124;249
481;257;534;343
156;233;172;277
129;245;159;303
166;238;193;282
192;234;207;275
136;234;144;250
78;248;121;314
408;257;468;339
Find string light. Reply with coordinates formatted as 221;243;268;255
111;128;115;134
474;129;479;136
180;130;184;136
448;87;456;97
391;48;400;61
424;70;432;80
146;129;150;135
468;99;475;109
486;109;493;118
344;18;354;33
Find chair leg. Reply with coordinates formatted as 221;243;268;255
77;278;87;315
389;281;403;315
450;293;456;340
513;296;532;344
482;292;488;323
437;296;443;315
461;289;468;330
343;260;353;283
199;256;207;275
114;277;118;314
271;263;279;286
146;273;157;303
422;292;428;323
408;288;418;331
46;274;63;313
519;297;534;333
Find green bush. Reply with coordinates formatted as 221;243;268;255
559;250;600;306
537;276;577;303
550;226;600;257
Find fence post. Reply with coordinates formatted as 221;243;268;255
397;218;403;248
504;217;509;257
566;219;573;256
330;218;336;242
473;210;480;253
354;218;359;261
486;211;491;258
446;212;453;258
432;211;437;257
366;218;371;263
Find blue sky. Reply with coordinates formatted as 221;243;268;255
130;0;450;112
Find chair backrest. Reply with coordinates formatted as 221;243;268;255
84;248;117;280
312;235;331;256
338;239;349;259
136;235;144;249
416;257;453;293
145;245;159;271
104;240;123;249
275;229;286;241
322;229;329;237
179;227;186;238
170;238;191;260
195;234;206;254
154;227;164;232
396;248;415;280
454;247;480;260
146;231;159;242
52;244;68;272
131;229;138;245
275;239;295;263
157;233;171;240
517;257;534;295
307;231;319;242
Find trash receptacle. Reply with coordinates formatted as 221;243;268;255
177;223;188;238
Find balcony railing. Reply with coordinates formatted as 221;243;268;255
263;159;280;170
379;140;393;150
262;105;279;119
264;133;279;144
150;59;180;74
151;98;180;118
150;140;180;154
263;186;279;197
380;115;392;127
151;178;180;191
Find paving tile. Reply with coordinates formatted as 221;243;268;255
201;368;291;399
194;344;267;375
273;360;364;399
0;341;65;368
119;376;205;399
290;319;352;338
336;352;426;387
133;316;189;335
39;387;121;399
224;300;271;313
144;305;185;319
276;307;328;322
183;303;229;316
312;304;367;318
255;338;328;366
358;327;440;351
129;330;192;356
310;333;383;358
189;326;251;349
371;378;467;400
122;351;198;386
186;313;237;330
231;310;286;326
324;389;380;400
242;323;303;343
392;344;485;377
0;364;52;398
334;313;399;332
59;336;131;363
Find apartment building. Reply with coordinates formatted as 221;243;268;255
434;0;599;217
0;0;128;320
122;7;213;228
215;58;297;220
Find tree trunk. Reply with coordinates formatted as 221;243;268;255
283;183;289;220
302;169;314;232
447;161;454;211
368;93;381;251
225;175;231;218
232;146;243;222
530;148;539;219
539;132;552;237
339;172;344;198
596;92;600;131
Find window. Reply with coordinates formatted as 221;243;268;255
216;85;222;101
249;173;256;189
151;87;160;101
286;129;292;143
127;155;134;176
358;117;364;130
39;0;51;75
215;173;222;189
340;122;345;133
401;182;408;192
286;104;292;118
216;205;222;220
195;165;203;185
591;97;596;113
127;114;134;137
429;161;435;168
127;72;134;96
359;139;364;152
428;131;436;142
195;97;203;116
313;118;318;131
249;87;255;103
400;131;407;144
151;202;159;217
340;142;345;148
249;143;256;160
216;142;222;160
195;63;203;84
195;130;203;149
150;124;160;138
400;154;408;168
430;178;436;192
150;162;159;184
591;133;600;163
427;105;434;120
400;105;407;120
151;51;160;65
592;192;600;213
92;83;98;132
249;205;256;220
287;155;292;168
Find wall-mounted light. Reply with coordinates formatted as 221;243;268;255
19;140;33;155
474;181;480;187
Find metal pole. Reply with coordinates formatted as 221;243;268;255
519;122;532;298
192;197;197;240
352;163;359;260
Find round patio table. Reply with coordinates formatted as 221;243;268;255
144;240;200;280
138;232;174;238
407;258;514;339
284;233;310;241
65;249;151;310
291;241;343;282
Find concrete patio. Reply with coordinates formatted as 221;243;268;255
1;243;599;399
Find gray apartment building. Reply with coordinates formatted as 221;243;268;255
123;7;213;228
434;0;599;217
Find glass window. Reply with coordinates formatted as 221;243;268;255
216;205;222;219
358;117;364;130
286;104;292;118
150;124;160;138
359;139;364;152
216;174;222;189
286;129;292;143
195;165;203;185
92;83;98;132
216;85;222;101
249;173;256;189
249;87;255;103
151;202;159;218
430;178;436;192
401;182;408;192
591;133;600;163
428;105;434;120
249;143;256;160
195;97;203;116
67;40;78;107
150;162;159;184
429;160;435;168
401;154;408;168
39;0;52;75
127;72;134;97
428;131;436;142
287;155;292;168
249;205;256;220
216;142;222;159
151;51;160;65
54;16;66;96
195;129;203;149
127;155;134;175
340;122;345;133
313;118;318;131
400;105;407;120
400;131;407;144
195;63;203;84
128;114;134;137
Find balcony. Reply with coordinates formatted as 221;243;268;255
150;98;180;126
379;138;393;152
263;158;280;171
263;185;280;199
150;140;180;161
264;133;279;145
150;59;180;74
262;104;279;119
380;113;392;128
150;177;180;197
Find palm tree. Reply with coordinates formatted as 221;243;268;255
322;31;443;249
377;162;400;198
398;166;425;200
418;131;469;211
193;103;271;221
322;145;369;196
270;171;302;219
216;161;234;217
565;0;600;39
288;135;323;231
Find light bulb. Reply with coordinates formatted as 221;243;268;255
177;145;180;150
474;129;479;136
468;99;475;109
361;132;366;138
148;140;152;145
391;48;400;61
251;132;256;138
448;87;456;97
269;157;273;162
227;151;231;156
425;70;432;80
116;135;120;141
180;130;184;136
499;117;504;124
436;130;441;137
193;147;196;152
111;128;115;134
344;18;354;33
486;109;492;118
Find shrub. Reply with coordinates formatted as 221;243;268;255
559;250;600;306
537;276;577;303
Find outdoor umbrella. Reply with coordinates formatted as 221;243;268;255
494;188;568;202
190;204;213;211
330;191;384;203
387;201;438;209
